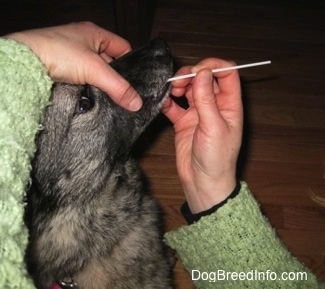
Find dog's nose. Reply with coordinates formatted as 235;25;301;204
146;38;171;57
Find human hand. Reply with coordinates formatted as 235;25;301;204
163;58;243;213
5;22;142;111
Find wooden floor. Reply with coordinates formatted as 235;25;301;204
2;0;325;288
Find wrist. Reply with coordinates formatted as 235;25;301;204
181;180;241;224
183;174;237;214
5;33;42;64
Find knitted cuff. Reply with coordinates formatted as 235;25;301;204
165;182;319;289
180;180;241;224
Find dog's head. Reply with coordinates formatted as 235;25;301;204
30;38;173;203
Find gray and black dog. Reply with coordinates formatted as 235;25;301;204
24;38;174;289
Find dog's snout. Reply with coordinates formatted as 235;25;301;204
146;38;171;57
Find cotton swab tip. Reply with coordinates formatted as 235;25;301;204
167;60;271;82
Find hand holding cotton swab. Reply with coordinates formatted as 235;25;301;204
167;60;271;82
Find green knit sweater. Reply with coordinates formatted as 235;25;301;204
0;38;52;288
165;182;323;288
0;38;323;289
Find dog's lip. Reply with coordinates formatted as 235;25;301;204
162;84;172;102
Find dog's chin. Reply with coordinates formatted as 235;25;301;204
147;83;171;110
158;85;171;111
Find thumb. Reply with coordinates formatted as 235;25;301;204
192;69;222;128
86;56;143;111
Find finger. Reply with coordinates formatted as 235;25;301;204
170;83;191;97
99;52;113;63
86;56;142;111
71;22;131;58
192;58;241;116
192;69;222;128
170;66;194;102
94;27;132;58
162;96;186;124
192;58;240;97
170;66;193;89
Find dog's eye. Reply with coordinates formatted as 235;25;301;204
76;87;95;114
79;96;94;113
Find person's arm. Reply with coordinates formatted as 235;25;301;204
162;59;323;288
0;37;52;289
164;182;321;288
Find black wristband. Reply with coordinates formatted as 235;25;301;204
180;181;241;224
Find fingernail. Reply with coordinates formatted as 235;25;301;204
196;69;213;82
191;66;200;73
128;97;143;111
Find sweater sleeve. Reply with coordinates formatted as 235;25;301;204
164;182;324;289
0;38;53;289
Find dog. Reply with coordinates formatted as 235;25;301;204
24;38;174;289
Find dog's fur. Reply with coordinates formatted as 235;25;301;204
24;38;174;289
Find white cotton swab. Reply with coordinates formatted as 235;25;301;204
167;60;271;82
